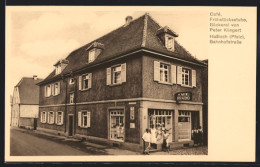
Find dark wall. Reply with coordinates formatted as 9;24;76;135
38;106;66;132
142;55;203;102
201;63;208;145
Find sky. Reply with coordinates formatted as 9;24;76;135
6;7;208;101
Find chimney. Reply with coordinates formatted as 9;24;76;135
124;16;133;27
33;75;38;80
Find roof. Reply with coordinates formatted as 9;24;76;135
40;13;205;85
15;77;43;104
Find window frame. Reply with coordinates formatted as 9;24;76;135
112;65;122;84
159;63;170;83
181;67;191;87
89;49;95;63
56;111;63;125
41;111;47;123
69;93;74;104
45;85;51;97
48;111;55;124
165;34;174;51
53;82;59;96
55;64;62;75
69;78;75;85
82;73;90;90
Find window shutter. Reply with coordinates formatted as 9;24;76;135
55;112;58;124
61;112;64;125
154;61;160;81
47;112;49;123
88;73;92;88
41;112;43;123
44;112;48;123
79;76;82;90
106;68;111;85
44;86;47;97
57;82;60;94
171;65;177;84
78;112;82;127
87;111;91;128
192;70;196;87
51;84;54;96
121;63;126;83
177;66;182;85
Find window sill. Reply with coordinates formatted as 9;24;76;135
48;123;55;125
81;88;91;92
180;84;194;88
56;123;63;126
158;81;173;85
109;82;123;87
80;126;89;129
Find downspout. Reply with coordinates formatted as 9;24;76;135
74;76;77;135
63;76;68;134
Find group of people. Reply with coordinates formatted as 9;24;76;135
191;126;203;146
142;125;171;155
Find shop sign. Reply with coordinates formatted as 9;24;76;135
130;106;135;120
175;92;192;102
130;123;135;128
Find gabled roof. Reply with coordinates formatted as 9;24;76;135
40;13;205;85
15;77;43;104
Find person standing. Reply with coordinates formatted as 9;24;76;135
162;129;171;152
142;128;151;155
150;125;157;147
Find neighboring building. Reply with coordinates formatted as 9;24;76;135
37;13;208;151
201;59;208;145
11;75;42;129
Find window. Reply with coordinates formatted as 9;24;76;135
48;111;54;124
78;111;91;128
154;61;176;84
45;85;51;97
89;49;95;63
55;64;62;75
56;111;63;125
78;73;92;90
159;63;169;82
41;111;47;123
69;93;74;104
53;82;60;95
69;78;75;85
110;110;124;141
112;65;122;84
106;63;126;85
182;68;190;86
165;35;174;50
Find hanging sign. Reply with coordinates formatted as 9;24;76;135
175;92;192;102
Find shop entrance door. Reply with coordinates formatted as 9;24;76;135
148;109;173;143
110;109;124;142
68;115;74;136
178;111;191;141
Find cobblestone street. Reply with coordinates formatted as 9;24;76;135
150;146;208;155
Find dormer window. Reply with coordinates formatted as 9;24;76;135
165;35;174;50
54;59;69;75
55;64;62;75
89;49;95;63
157;26;178;52
86;42;104;63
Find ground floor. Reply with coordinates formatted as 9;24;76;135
38;98;204;152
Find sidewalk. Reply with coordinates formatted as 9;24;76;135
12;127;140;155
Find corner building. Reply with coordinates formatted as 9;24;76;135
37;13;207;152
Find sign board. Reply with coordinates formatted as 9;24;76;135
175;92;192;102
130;123;135;128
130;106;135;120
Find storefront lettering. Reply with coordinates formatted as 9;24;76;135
175;92;192;102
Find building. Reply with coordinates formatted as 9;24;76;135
37;13;207;152
11;75;42;129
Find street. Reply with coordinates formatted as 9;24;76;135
10;128;108;156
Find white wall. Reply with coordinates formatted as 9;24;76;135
20;105;39;118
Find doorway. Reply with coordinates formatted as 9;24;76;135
68;115;74;136
109;109;125;142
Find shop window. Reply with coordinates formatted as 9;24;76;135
110;110;124;142
178;111;191;141
48;111;54;124
56;111;63;125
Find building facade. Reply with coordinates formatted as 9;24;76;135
11;76;42;129
37;13;207;151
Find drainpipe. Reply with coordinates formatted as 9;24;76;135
62;75;68;134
